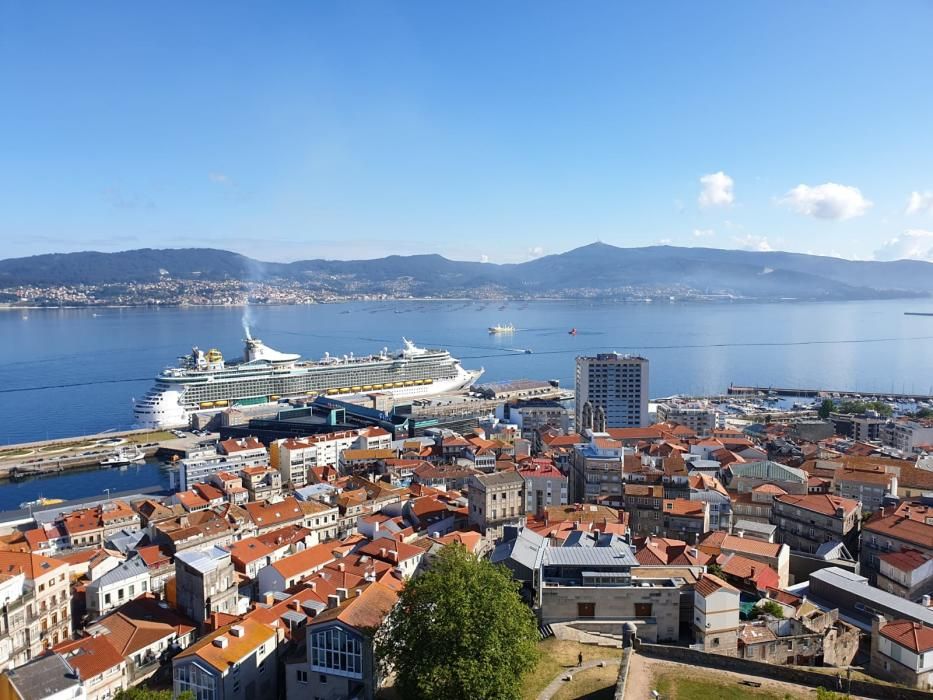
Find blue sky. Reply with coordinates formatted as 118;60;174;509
2;2;933;263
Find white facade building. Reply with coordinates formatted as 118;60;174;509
575;353;649;430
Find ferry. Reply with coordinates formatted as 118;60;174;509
133;333;484;429
19;497;64;510
488;323;515;334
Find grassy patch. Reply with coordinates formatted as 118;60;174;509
521;638;623;700
0;448;35;458
128;430;178;443
551;664;619;700
654;671;809;700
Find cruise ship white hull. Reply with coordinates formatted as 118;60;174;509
133;351;483;430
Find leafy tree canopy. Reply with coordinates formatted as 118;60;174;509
751;600;785;619
114;689;192;700
376;544;540;700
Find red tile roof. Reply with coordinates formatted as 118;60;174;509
879;548;931;573
773;493;860;518
695;573;738;598
54;635;125;678
310;581;398;630
879;620;933;653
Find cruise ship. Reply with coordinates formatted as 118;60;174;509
133;333;484;428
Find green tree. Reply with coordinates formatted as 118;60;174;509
818;399;834;419
376;544;540;700
751;600;785;619
114;689;193;700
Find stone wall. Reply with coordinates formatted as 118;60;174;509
612;648;632;700
637;643;927;700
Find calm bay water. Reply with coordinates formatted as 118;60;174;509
2;298;933;447
0;462;171;512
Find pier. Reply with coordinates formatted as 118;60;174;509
727;385;933;402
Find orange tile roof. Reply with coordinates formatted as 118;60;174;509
177;491;209;511
95;595;196;656
229;537;276;567
54;635;125;678
0;550;65;580
271;542;336;580
879;620;933;653
135;545;170;568
356;537;424;564
432;531;482;552
219;437;264;453
700;532;784;558
695;572;738;598
662;499;706;517
175;618;275;671
863;510;933;549
774;493;860;517
310;581;398;630
879;548;931;572
244;497;304;528
718;553;780;589
634;536;712;566
752;483;788;496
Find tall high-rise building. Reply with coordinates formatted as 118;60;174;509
575;353;649;429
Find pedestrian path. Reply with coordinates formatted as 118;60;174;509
536;658;620;700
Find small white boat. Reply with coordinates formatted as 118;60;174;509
100;447;145;467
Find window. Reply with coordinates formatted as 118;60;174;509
296;670;308;684
310;627;363;678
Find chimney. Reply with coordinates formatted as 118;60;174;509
307;581;316;591
229;625;244;637
336;587;349;601
213;636;229;648
290;601;301;611
737;530;744;538
338;563;345;572
355;588;363;597
922;595;932;608
327;594;340;608
264;592;275;606
379;547;387;559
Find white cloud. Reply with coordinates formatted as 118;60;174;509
657;238;673;245
209;173;231;184
698;171;734;208
693;228;715;238
527;246;545;259
906;191;933;215
733;234;772;252
874;229;933;262
480;254;490;263
780;182;871;220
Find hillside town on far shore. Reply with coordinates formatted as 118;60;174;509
2;352;933;699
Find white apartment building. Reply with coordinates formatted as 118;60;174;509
656;400;718;436
269;429;372;487
85;556;152;617
885;420;933;454
178;443;269;491
575;353;649;430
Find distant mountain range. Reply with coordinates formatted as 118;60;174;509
1;243;931;301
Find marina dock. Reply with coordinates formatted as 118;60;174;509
727;385;933;402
